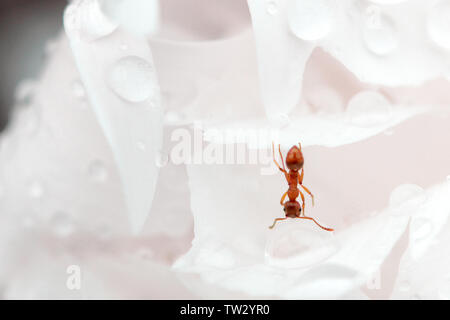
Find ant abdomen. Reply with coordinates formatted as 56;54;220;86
284;201;301;218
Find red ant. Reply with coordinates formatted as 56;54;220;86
269;142;334;232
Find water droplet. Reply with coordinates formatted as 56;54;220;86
64;1;118;41
268;113;291;129
438;276;450;299
51;211;74;237
29;181;44;199
108;56;156;103
164;110;186;125
155;152;169;168
411;217;433;240
87;160;108;182
383;129;394;136
389;184;426;214
347;90;392;127
136;248;154;260
363;6;398;55
399;279;411;292
446;175;450;181
288;0;335;41
15;79;36;104
266;1;278;15
119;43;128;51
136;141;146;151
265;220;337;269
427;1;450;50
100;0;159;35
72;80;85;99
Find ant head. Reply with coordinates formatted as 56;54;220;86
285;145;304;171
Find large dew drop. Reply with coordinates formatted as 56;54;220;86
389;184;426;215
108;56;156;103
346;90;392;126
265;220;337;269
288;0;335;41
427;1;450;50
363;5;398;55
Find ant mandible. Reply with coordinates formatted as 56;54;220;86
269;142;334;232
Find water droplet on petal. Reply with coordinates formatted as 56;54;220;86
438;276;450;299
389;184;426;215
136;141;146;151
411;217;433;240
347;90;392;127
108;56;156;103
265;220;337;269
288;0;335;41
29;181;44;199
266;1;278;15
155;152;169;168
15;79;36;104
268;113;291;129
64;1;118;41
136;248;154;261
399;279;411;292
446;175;450;181
51;211;74;237
427;1;450;50
363;6;398;55
72;80;85;99
87;160;108;182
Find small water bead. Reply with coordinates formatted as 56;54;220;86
363;6;398;55
64;0;117;41
266;1;278;15
72;80;86;99
399;280;411;292
15;79;36;104
427;1;450;50
136;141;146;151
288;0;335;41
100;0;159;35
29;181;44;199
411;217;433;240
268;113;291;129
438;276;450;299
155;152;169;168
108;56;156;103
87;160;108;182
119;43;128;51
135;247;154;261
389;184;426;214
347;90;392;127
446;175;450;181
383;129;394;136
51;211;74;237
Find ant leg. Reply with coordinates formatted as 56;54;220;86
296;216;334;232
269;217;287;229
298;169;314;206
278;144;287;172
272;142;286;173
280;191;288;206
299;189;306;216
301;185;314;207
